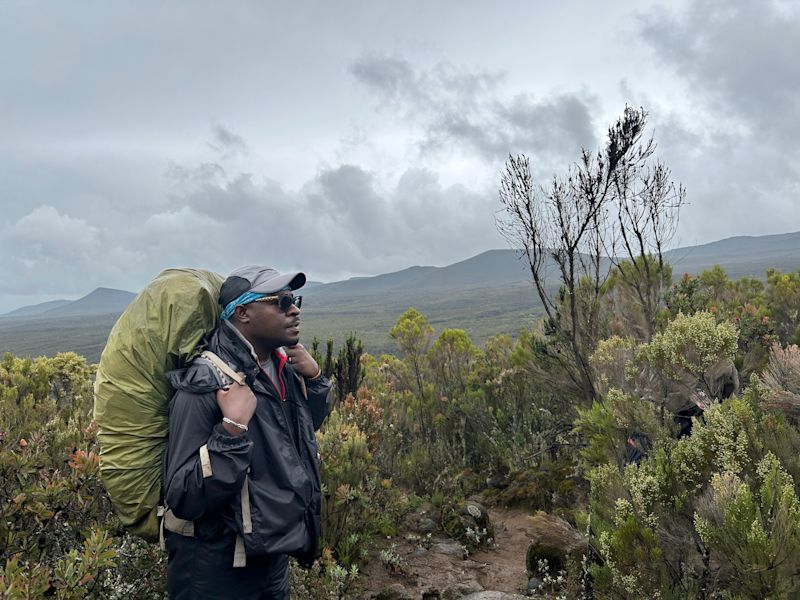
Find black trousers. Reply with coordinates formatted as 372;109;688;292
166;531;289;599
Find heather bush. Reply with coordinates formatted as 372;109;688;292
0;352;166;599
316;409;403;569
585;353;800;598
369;311;581;518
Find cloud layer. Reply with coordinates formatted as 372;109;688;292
0;0;798;312
637;0;800;244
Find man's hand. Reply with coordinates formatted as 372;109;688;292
285;343;321;379
216;380;257;436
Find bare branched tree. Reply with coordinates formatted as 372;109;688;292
497;107;684;402
611;129;685;341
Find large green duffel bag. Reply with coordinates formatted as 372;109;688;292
93;268;223;540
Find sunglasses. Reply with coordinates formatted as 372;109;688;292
253;294;302;312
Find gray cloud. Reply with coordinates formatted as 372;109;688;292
641;1;800;139
207;124;249;159
637;0;800;243
0;206;143;298
350;54;598;170
0;160;500;310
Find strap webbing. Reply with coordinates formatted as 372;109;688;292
163;509;195;537
241;477;252;534
199;444;213;478
158;506;166;551
200;351;246;385
233;535;247;568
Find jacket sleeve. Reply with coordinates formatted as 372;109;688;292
163;389;253;521
304;375;332;430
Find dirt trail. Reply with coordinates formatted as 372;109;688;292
360;507;533;599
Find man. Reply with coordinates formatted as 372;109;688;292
163;265;331;599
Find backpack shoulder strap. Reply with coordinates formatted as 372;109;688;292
199;351;246;386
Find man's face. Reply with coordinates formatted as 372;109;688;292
238;292;301;352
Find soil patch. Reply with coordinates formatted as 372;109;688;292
360;507;534;599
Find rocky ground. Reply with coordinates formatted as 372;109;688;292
359;505;585;600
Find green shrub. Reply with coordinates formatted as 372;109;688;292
0;352;166;598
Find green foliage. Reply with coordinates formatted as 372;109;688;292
663;267;790;380
0;352;166;598
574;388;665;469
593;499;666;599
316;410;400;568
289;555;361;600
427;328;480;400
766;268;800;345
584;358;800;598
333;334;365;404
694;455;800;598
389;308;434;365
376;313;582;519
638;311;738;383
491;463;577;515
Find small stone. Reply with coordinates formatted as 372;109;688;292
376;583;415;600
443;581;483;599
418;517;438;533
411;546;428;557
431;541;467;558
526;577;543;594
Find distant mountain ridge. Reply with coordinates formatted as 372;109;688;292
2;299;72;318
3;231;799;319
313;230;800;298
2;287;136;319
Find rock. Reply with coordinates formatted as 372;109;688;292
431;541;467;558
486;472;509;489
411;546;429;558
465;501;483;519
461;593;528;600
404;502;439;533
375;583;415;600
442;581;483;599
525;512;587;577
418;517;438;533
442;500;494;551
526;577;543;594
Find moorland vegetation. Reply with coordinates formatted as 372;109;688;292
2;108;800;598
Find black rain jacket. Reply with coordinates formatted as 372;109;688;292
163;321;331;564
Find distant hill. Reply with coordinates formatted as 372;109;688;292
664;231;800;279
0;231;798;362
43;287;137;317
317;249;529;297
1;287;136;319
312;230;800;299
1;299;72;318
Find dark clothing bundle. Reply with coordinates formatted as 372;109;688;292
163;321;331;597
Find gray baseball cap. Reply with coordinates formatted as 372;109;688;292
219;265;306;306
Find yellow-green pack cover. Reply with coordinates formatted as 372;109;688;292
93;268;223;540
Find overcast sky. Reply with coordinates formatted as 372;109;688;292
1;0;798;312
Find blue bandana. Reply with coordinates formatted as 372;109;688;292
220;291;268;321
